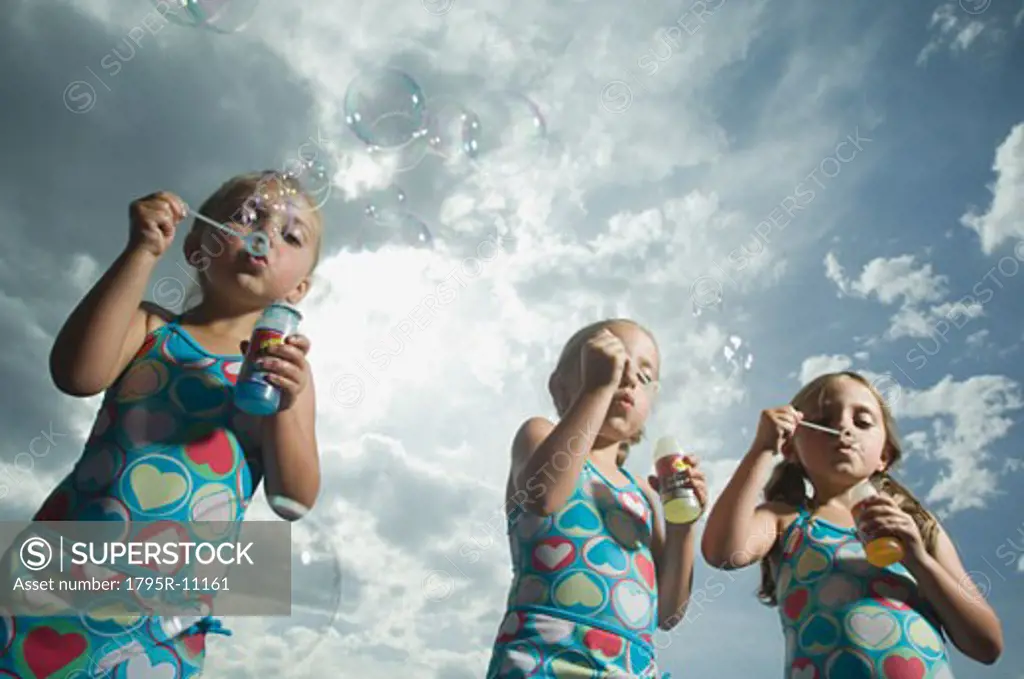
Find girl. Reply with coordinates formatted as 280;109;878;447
702;371;1004;678
486;319;708;678
0;170;324;677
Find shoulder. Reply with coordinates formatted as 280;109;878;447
140;301;175;334
512;416;554;454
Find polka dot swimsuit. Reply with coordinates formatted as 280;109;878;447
486;460;667;678
775;508;955;679
0;318;259;678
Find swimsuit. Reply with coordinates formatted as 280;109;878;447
774;508;955;678
486;460;668;678
0;318;259;677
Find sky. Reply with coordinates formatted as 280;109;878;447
1;0;1023;677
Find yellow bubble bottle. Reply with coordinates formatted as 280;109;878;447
848;479;905;568
652;436;703;525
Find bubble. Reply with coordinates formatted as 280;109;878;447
364;185;407;219
344;69;429;150
281;158;333;211
245;232;271;257
690;276;724;317
274;518;344;660
374;210;434;249
459;91;547;172
713;335;753;375
156;0;260;34
424;98;476;162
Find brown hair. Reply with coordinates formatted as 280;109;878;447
757;370;940;605
548;318;659;466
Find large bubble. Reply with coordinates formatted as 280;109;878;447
344;69;429;150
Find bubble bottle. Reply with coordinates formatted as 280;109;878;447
652;436;703;524
234;301;302;416
848;478;905;567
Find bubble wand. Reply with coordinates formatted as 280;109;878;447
184;205;271;257
798;421;841;436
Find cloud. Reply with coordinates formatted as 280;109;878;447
823;251;984;341
961;122;1024;255
916;2;996;66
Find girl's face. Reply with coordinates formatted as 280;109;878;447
198;179;322;303
791;376;889;487
561;322;659;444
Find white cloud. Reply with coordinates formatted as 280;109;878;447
961;122;1024;255
798;354;854;384
822;252;984;340
916;3;991;66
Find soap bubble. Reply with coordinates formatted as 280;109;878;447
274;519;344;659
459;91;547;174
424;97;476;162
364;185;408;219
372;210;434;249
245;232;271;257
714;336;754;375
344;69;429;150
281;157;334;210
155;0;260;34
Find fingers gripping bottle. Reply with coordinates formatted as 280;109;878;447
849;479;905;568
653;436;702;524
234;301;302;416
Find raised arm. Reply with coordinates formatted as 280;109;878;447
702;406;800;569
49;192;185;396
511;328;627;516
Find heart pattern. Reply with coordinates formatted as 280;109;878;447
0;320;256;678
776;511;951;678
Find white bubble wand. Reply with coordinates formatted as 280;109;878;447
184;205;271;257
798;421;841;436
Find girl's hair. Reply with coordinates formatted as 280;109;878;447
757;370;940;605
181;170;325;310
548;318;659;466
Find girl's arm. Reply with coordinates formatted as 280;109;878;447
261;355;320;516
701;446;782;569
637;478;697;630
905;525;1003;664
510;387;617;517
49;246;169;396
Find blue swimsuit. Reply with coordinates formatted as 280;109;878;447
486;460;666;678
0;318;257;677
774;508;955;678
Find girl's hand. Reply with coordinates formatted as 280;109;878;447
648;455;709;509
752;405;803;457
242;334;312;411
580;328;629;393
855;494;928;565
128;191;187;258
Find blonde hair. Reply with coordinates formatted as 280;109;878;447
181;170;325;310
757;371;940;605
548;318;658;466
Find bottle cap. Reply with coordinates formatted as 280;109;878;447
847;479;878;505
653;436;682;459
267;300;303;321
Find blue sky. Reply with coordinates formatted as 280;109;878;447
1;0;1022;677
